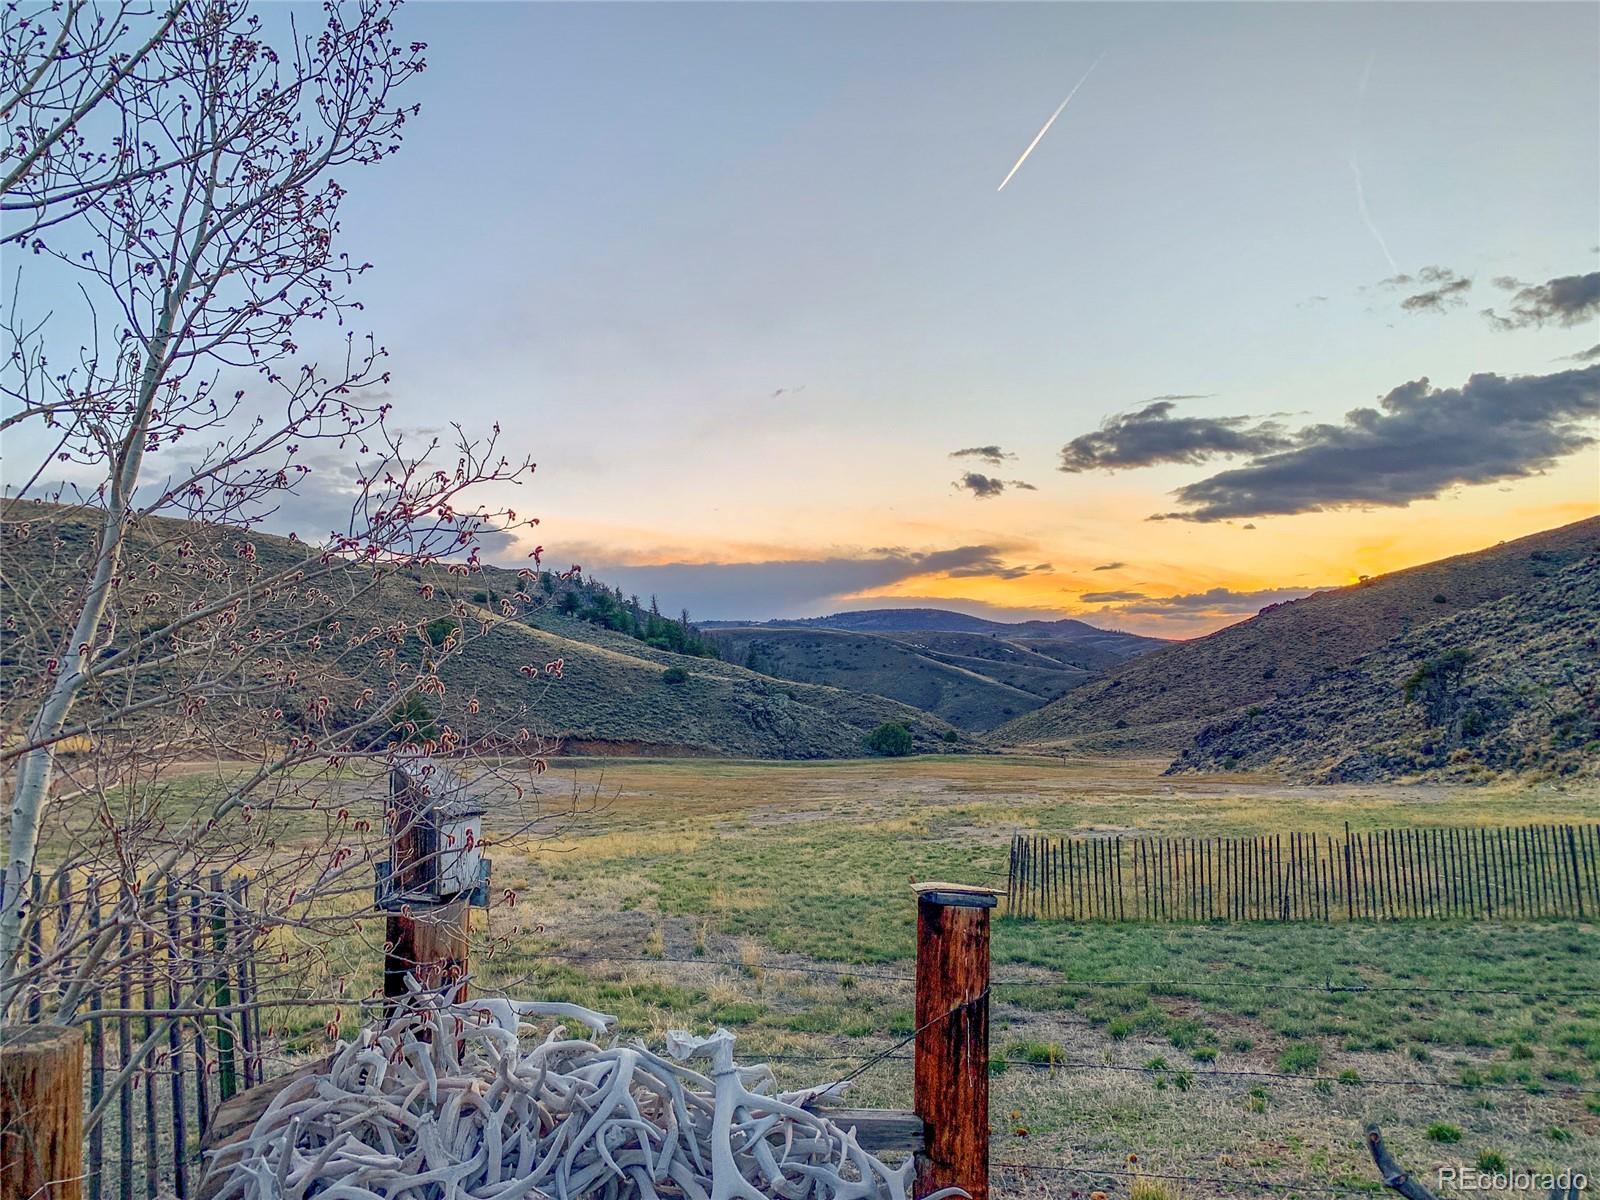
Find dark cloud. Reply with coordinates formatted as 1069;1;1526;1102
946;553;1050;579
955;472;1005;498
1483;272;1600;330
565;543;1045;620
1156;366;1599;522
1561;344;1600;363
1080;590;1147;602
1092;561;1125;571
1099;585;1327;616
1399;273;1472;313
953;472;1035;498
1058;400;1293;473
950;445;1016;465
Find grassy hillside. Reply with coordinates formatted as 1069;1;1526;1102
455;600;962;757
1;506;960;759
994;517;1600;754
704;626;1097;731
1170;552;1600;782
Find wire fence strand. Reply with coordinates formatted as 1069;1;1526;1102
519;946;1600;1000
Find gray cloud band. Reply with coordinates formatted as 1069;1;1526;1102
1059;366;1598;523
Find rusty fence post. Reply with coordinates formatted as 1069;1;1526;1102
913;882;996;1200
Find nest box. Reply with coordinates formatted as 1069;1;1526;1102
375;751;490;909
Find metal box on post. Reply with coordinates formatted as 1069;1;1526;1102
376;751;490;909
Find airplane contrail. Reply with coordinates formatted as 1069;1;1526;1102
997;54;1104;193
1350;51;1399;273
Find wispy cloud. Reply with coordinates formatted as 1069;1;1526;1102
950;445;1016;465
1399;270;1472;313
1095;585;1327;616
1373;265;1473;314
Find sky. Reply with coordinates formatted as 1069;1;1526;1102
10;2;1600;637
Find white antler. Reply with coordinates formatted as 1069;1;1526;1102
203;988;969;1200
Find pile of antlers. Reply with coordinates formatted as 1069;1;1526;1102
203;986;965;1200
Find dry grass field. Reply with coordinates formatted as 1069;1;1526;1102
260;755;1600;1195
51;754;1600;1195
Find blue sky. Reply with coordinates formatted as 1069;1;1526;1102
9;2;1599;634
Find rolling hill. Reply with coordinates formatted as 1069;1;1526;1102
702;627;1082;731
0;506;961;759
701;612;1165;731
1169;550;1600;782
440;602;961;758
994;517;1600;758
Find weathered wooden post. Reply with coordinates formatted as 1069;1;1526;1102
0;1025;83;1200
377;752;490;1009
912;881;997;1200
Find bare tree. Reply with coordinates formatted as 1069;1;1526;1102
0;0;546;1033
1;0;190;244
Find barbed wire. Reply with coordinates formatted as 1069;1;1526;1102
524;949;915;984
752;1051;1600;1098
992;1159;1375;1197
521;946;1600;1000
829;987;990;1090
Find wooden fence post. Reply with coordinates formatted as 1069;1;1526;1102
384;900;471;1006
0;1025;84;1200
381;755;483;1010
913;882;996;1200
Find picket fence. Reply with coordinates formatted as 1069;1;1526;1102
5;870;265;1200
1006;823;1600;921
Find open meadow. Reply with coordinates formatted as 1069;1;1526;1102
194;754;1599;1196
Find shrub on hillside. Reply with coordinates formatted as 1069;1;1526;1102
424;617;460;647
865;721;914;757
386;695;437;745
1402;647;1473;725
662;666;689;685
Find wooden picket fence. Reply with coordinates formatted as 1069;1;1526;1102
1006;823;1600;921
4;870;265;1200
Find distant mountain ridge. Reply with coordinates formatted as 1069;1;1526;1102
994;517;1600;777
698;611;1166;732
702;607;1165;656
